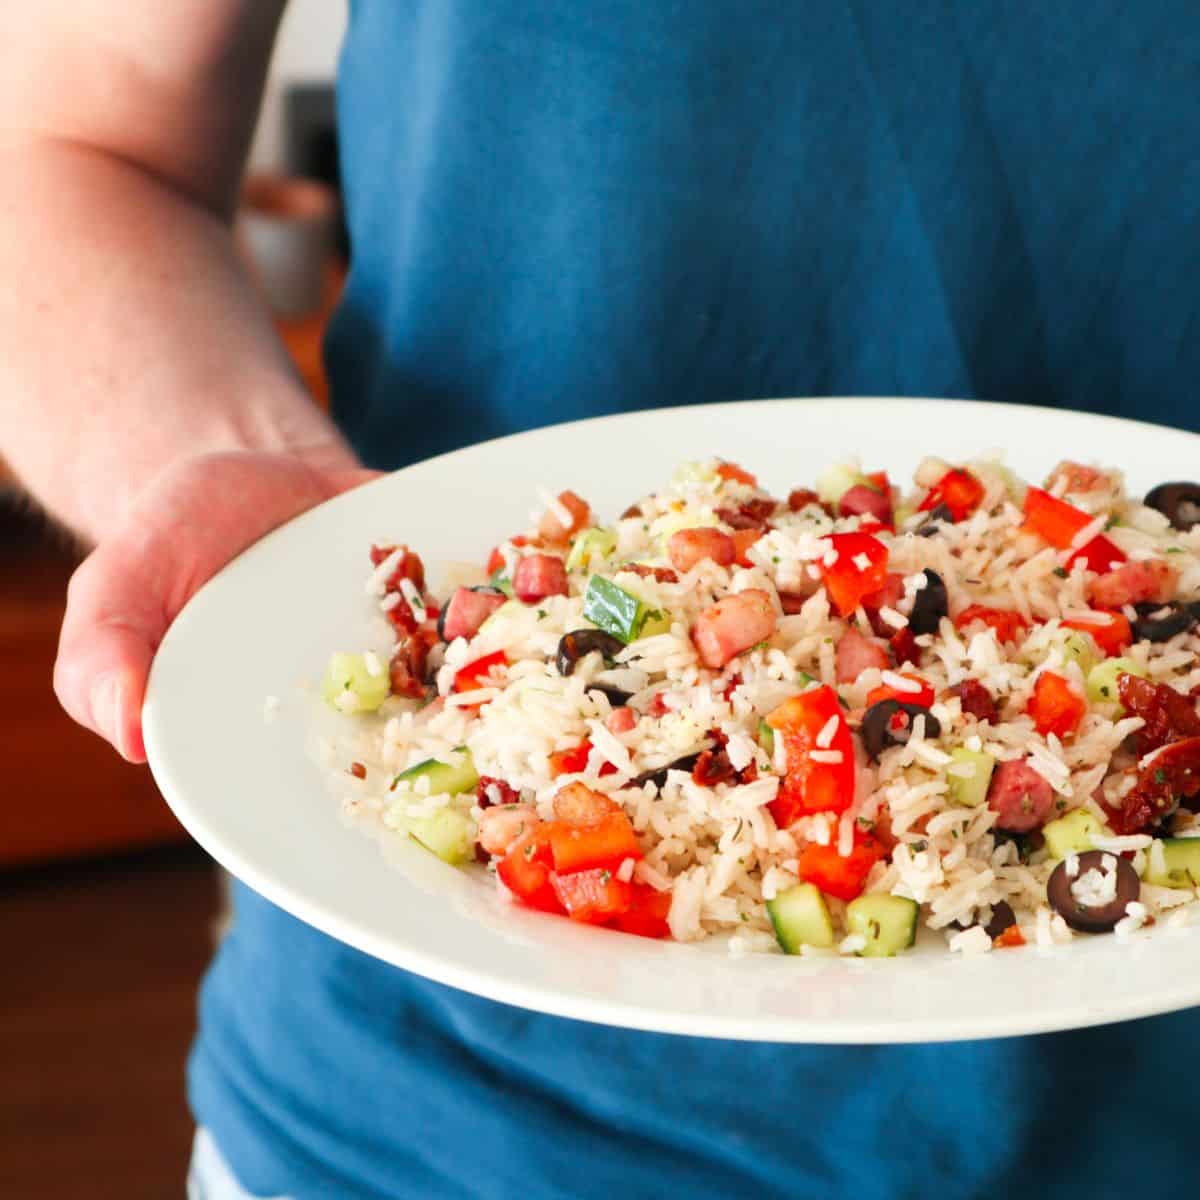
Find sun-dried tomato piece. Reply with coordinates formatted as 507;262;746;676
388;637;429;699
620;563;680;584
716;497;778;530
475;776;520;809
1108;736;1200;834
1117;674;1200;752
953;679;999;724
692;747;735;787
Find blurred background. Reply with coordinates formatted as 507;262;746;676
2;3;348;1194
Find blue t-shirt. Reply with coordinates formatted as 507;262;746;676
191;4;1200;1196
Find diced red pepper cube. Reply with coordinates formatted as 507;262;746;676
796;835;883;902
918;469;984;522
549;811;642;874
551;868;633;923
818;532;889;616
1026;671;1087;739
765;686;856;826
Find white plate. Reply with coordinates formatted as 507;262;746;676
144;397;1200;1042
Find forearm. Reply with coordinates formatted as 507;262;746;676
0;136;354;543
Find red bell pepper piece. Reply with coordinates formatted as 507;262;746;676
1022;487;1125;572
551;868;633;923
796;834;884;902
1022;487;1094;547
766;686;856;827
918;469;984;522
1026;671;1087;739
549;811;642;874
548;740;618;778
889;626;920;666
609;884;673;938
453;650;507;693
955;605;1028;646
866;673;935;709
1066;534;1125;574
497;827;563;913
715;460;758;487
485;535;530;576
1061;610;1132;657
818;532;889;616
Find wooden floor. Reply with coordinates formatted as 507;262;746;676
1;846;221;1198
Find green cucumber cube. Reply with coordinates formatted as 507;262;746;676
1085;658;1148;709
408;807;474;866
1142;838;1200;889
766;883;835;953
1041;808;1108;860
946;748;995;808
321;652;390;714
845;895;919;957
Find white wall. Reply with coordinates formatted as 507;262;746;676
250;0;349;169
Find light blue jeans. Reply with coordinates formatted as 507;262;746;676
187;1128;293;1200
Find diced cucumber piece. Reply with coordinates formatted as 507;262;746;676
1041;808;1109;859
816;463;876;506
1142;838;1200;889
757;719;775;757
583;576;663;644
393;747;479;796
407;807;475;866
476;598;524;634
845;895;919;957
637;609;672;639
945;748;995;807
766;883;835;953
649;510;721;549
566;527;617;571
672;460;719;487
990;463;1027;503
321;652;390;714
1060;631;1097;676
488;567;514;597
1085;657;1149;708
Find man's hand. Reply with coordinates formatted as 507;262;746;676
54;451;378;762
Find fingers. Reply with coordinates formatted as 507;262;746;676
54;546;163;763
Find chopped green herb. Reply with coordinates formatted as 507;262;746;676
911;839;928;852
772;556;780;564
599;869;612;884
740;911;749;922
856;816;874;830
1155;768;1168;784
1166;547;1184;555
1053;566;1069;579
1055;799;1067;811
1105;515;1121;531
536;609;547;620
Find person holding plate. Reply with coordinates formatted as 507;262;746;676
2;2;1197;1197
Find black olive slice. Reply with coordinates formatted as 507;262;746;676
1131;601;1198;644
907;570;948;636
1046;850;1140;933
556;629;625;676
1145;482;1200;531
916;503;954;536
860;700;942;761
631;753;702;789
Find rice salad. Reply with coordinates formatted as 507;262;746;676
320;457;1200;957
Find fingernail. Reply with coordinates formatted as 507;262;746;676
91;676;121;747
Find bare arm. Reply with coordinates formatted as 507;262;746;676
0;2;369;760
0;1;355;543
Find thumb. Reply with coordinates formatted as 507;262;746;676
54;550;162;762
